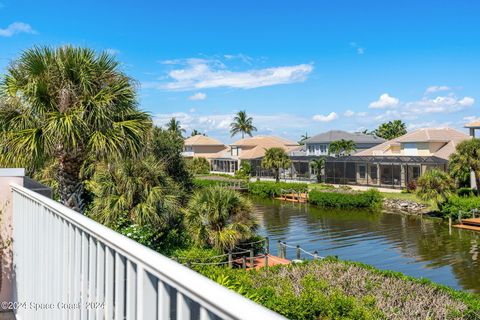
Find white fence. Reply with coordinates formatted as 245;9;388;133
11;184;284;320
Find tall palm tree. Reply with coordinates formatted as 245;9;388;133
230;111;257;139
0;46;150;211
341;139;356;156
416;169;455;208
328;139;356;157
167;117;186;136
298;132;310;145
261;147;291;182
185;186;257;252
310;157;326;182
86;155;181;228
449;139;480;188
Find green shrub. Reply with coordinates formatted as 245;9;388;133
440;195;480;219
186;157;210;174
457;187;475;197
309;189;383;208
247;181;308;197
193;178;223;189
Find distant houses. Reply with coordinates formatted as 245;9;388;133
182;126;474;189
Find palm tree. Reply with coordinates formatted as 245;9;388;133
190;129;203;136
374;120;407;140
341;139;356;156
310;157;326;183
167;118;186;136
86;155;181;228
185;186;257;252
328;139;356;157
261;147;291;182
416;169;455;208
449;139;480;188
0;46;150;211
230;111;257;139
298;132;310;145
328;141;342;157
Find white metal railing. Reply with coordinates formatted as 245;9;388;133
11;184;285;320
180;151;194;157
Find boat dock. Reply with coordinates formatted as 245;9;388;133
453;218;480;232
275;189;308;203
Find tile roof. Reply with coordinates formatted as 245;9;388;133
465;121;480;128
232;135;298;147
304;130;385;144
184;135;225;146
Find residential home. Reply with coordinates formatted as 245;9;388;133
324;128;470;188
210;136;298;174
182;135;228;160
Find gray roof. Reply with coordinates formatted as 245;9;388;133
304;130;386;144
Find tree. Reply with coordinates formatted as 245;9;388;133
310;157;326;183
449;139;480;189
261;147;291;182
328;139;356;157
167;117;186;136
187;157;210;174
416;169;455;208
230;110;257;139
0;46;150;211
374;120;407;140
298;132;310;145
191;129;205;137
185;186;257;252
86;155;181;228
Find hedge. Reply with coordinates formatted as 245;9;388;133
440;195;480;220
196;258;480;320
247;181;308;198
308;189;383;208
193;178;224;189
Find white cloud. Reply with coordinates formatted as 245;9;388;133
0;22;36;37
425;85;451;94
312;112;338;122
189;108;196;113
105;48;120;55
459;96;475;106
369;93;400;109
344;110;355;117
152;58;313;91
350;42;365;55
464;116;480;123
188;92;207;100
223;54;253;65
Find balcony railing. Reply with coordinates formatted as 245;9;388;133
11;184;284;320
180;151;195;157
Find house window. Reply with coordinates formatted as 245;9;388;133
403;143;418;156
359;165;366;179
320;144;327;154
231;147;240;156
412;166;421;179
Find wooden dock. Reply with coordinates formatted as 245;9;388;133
275;192;308;203
233;254;291;270
453;218;480;232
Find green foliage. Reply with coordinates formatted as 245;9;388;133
172;246;224;265
198;259;480;320
185;186;258;251
234;160;252;179
449;138;480;187
150;127;193;192
298;132;310;145
416;169;455;207
309;189;383;208
166;117;186;136
457;187;475;197
261;147;291;182
0;45;151;210
186;157;210;174
440;196;480;219
373;120;407;140
328;139;356;157
310;157;325;183
193;178;223;189
247;181;308;197
230;110;257;138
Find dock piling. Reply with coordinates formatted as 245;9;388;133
296;245;301;260
313;250;318;260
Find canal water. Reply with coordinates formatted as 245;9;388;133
253;197;480;293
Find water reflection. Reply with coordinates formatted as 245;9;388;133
253;197;480;293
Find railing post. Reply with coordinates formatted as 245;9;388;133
313;250;318;260
228;252;233;268
282;242;287;259
296;245;301;260
264;255;268;270
265;236;269;254
458;210;462;223
249;249;254;268
242;256;246;270
277;240;281;257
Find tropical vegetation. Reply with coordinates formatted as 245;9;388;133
248;181;308;197
440;195;480;220
184;186;257;251
166;117;186;136
416;169;455;208
328;139;356;156
373;120;407;140
449;138;480;188
0;46;151;211
298;132;310;145
310;157;325;183
230;110;257;138
261;147;291;182
197;258;480;320
186;157;210;174
309;189;383;208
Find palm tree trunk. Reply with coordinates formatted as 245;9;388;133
57;150;84;212
275;169;280;183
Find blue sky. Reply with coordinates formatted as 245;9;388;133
1;1;479;143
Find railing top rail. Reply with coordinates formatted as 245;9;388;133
11;184;285;320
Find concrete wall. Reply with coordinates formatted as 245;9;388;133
0;169;24;307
